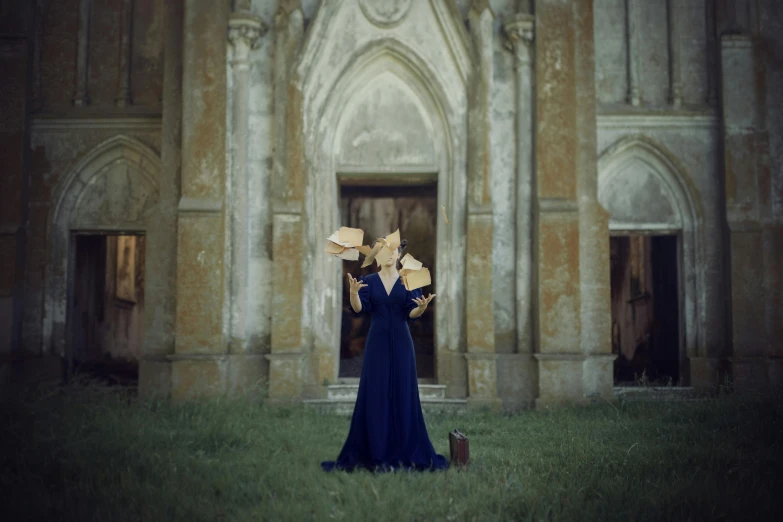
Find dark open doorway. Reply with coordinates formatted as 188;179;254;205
610;234;681;385
68;233;145;387
338;183;437;380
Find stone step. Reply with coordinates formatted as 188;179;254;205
326;384;446;401
304;397;468;416
613;386;704;402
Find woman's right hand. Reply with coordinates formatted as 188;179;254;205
348;274;368;296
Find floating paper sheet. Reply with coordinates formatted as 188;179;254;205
397;253;431;290
374;245;394;267
399;253;423;274
403;267;431;291
384;229;401;250
325;226;365;260
338;226;364;247
336;248;360;261
361;241;385;268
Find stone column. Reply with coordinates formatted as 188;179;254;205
465;1;500;410
704;1;717;107
533;0;613;407
504;12;537;407
138;0;182;397
225;8;267;393
115;0;133;107
719;33;772;393
171;0;230;400
227;11;265;351
573;0;614;402
266;2;306;404
73;0;91;106
666;0;682;108
625;0;641;106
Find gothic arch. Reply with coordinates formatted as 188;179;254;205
597;135;705;374
43;135;161;355
302;37;468;385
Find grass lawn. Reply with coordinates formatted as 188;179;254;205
2;383;781;522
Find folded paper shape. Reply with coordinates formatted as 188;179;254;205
403;267;431;291
400;253;423;274
325;226;365;260
338;226;364;247
374;245;394;267
336;248;360;261
384;228;401;251
361;241;385;268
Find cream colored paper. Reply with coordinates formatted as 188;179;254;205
361;241;384;268
338;226;363;247
403;267;431;291
325;226;366;261
400;253;423;273
336;248;360;261
325;240;344;254
384;229;401;250
374;245;394;266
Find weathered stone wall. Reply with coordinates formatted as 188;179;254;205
5;0;781;404
0;0;34;386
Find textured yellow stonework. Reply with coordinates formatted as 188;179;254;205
537;214;580;354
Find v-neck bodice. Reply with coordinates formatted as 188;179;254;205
378;273;400;297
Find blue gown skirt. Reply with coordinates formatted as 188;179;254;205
321;273;450;473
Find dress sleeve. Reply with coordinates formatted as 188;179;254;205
351;276;372;316
404;287;423;321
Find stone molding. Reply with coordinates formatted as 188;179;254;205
178;196;223;214
503;12;534;59
534;353;585;361
31;117;162;131
358;0;412;28
228;13;267;67
597;113;719;129
721;33;753;48
538;198;578;213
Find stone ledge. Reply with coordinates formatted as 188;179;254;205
534;353;584;361
177;196;223;214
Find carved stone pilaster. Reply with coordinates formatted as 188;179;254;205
116;0;133;108
465;1;500;410
504;13;535;359
625;0;641;106
667;0;682;108
227;12;267;352
228;13;265;69
504;13;534;61
73;0;92;107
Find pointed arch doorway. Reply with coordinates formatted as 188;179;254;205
303;41;468;391
337;177;439;381
598;136;704;387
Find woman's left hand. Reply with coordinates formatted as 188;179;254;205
412;293;436;311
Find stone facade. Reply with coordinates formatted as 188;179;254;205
1;0;781;408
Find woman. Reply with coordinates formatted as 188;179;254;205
321;239;449;472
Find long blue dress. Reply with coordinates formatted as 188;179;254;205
321;273;450;473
